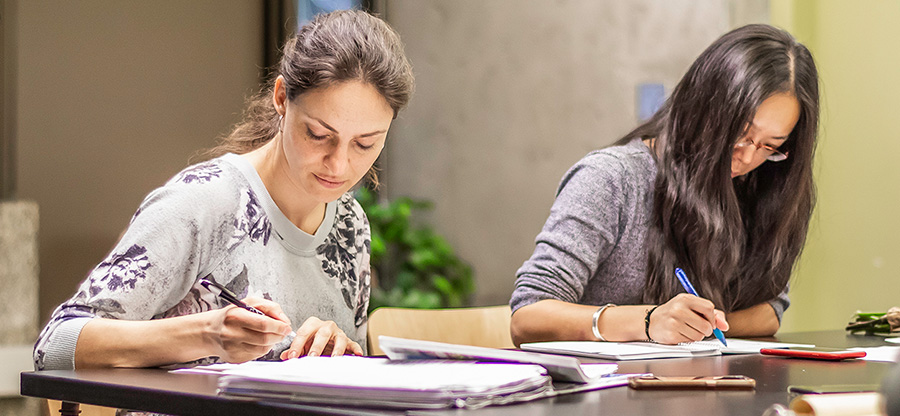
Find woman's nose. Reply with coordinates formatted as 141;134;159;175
325;143;349;175
735;145;757;165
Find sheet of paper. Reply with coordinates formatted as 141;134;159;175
687;338;815;354
849;346;900;362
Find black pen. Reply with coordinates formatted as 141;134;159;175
200;278;267;315
199;278;295;337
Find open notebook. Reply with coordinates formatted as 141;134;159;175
520;339;815;361
378;335;618;383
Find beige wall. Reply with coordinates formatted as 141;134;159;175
773;0;900;332
381;0;767;306
14;1;265;321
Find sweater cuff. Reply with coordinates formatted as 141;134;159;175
41;317;92;370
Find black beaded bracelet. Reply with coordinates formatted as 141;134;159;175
644;305;660;342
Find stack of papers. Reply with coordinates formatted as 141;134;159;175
520;339;815;360
175;337;639;410
214;356;553;410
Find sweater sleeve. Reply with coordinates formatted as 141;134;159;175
34;166;236;370
511;153;628;313
768;285;790;323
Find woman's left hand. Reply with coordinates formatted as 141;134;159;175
280;316;364;359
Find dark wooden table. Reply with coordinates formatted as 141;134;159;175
21;330;898;415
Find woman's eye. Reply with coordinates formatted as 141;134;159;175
307;129;327;140
357;142;375;150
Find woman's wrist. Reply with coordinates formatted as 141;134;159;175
591;304;616;341
644;305;660;342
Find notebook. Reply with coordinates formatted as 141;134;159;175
520;339;815;361
378;335;618;383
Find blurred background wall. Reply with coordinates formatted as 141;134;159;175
13;1;264;324
772;0;900;332
0;0;896;353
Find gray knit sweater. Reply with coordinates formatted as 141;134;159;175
511;138;789;320
35;153;371;372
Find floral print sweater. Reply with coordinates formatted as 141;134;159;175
35;153;371;371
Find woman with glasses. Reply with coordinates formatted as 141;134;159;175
35;9;414;374
510;24;818;346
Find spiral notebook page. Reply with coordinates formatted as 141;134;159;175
521;338;817;360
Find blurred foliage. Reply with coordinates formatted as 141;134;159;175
356;187;474;311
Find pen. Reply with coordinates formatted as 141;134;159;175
674;268;727;346
199;278;295;338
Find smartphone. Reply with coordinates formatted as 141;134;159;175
628;375;756;390
760;347;866;361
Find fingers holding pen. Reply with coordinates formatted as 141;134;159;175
649;294;729;344
210;305;291;363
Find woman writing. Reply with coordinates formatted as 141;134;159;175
35;9;414;370
510;24;818;345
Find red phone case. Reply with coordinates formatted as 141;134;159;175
760;348;866;360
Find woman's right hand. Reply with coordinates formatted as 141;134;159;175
206;297;293;363
647;293;729;344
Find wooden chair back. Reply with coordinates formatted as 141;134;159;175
367;305;514;355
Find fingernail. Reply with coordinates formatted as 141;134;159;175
289;350;298;359
309;351;319;357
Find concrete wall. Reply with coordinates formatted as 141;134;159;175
13;1;265;323
381;0;766;306
772;0;900;333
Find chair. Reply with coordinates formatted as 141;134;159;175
367;305;514;355
47;400;116;416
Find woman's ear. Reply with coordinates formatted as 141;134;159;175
272;75;287;116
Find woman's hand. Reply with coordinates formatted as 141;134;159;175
207;297;293;363
647;293;729;344
280;316;364;359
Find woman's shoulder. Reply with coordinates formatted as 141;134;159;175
581;138;655;172
134;156;248;220
562;138;655;192
165;155;245;190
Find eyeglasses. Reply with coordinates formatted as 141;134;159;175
733;137;789;162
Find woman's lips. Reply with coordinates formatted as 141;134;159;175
314;174;346;189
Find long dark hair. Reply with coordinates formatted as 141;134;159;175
622;24;819;312
203;9;415;185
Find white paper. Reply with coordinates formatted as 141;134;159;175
849;346;900;362
688;338;816;354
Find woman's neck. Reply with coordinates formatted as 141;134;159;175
243;136;326;235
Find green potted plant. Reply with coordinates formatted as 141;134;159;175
356;187;474;311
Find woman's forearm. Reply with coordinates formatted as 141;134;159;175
723;302;780;337
510;299;653;346
75;313;215;369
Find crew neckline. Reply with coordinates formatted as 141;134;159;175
221;153;335;254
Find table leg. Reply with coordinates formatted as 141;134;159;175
59;401;81;415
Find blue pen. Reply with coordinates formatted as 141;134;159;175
674;268;727;346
